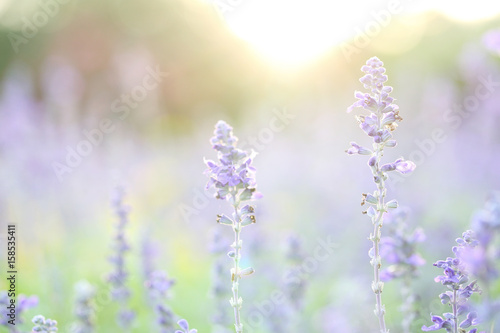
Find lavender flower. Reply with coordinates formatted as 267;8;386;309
72;281;96;333
466;192;500;327
346;56;415;333
205;120;260;333
270;235;309;333
141;231;159;281
283;235;308;311
106;186;135;330
483;29;500;55
379;208;425;333
31;315;58;332
175;319;197;333
144;270;176;332
422;231;483;333
1;292;38;332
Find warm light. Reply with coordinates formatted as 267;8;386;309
200;0;500;69
218;0;360;68
408;0;500;22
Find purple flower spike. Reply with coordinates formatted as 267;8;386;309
205;121;260;333
346;57;416;333
205;121;259;201
423;231;483;332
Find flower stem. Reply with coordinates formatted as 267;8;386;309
231;194;243;333
453;289;458;333
371;146;388;333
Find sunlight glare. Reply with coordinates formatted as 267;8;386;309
205;0;500;69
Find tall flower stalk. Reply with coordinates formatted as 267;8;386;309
346;56;416;332
379;208;426;333
72;281;96;333
106;186;135;331
205;120;260;333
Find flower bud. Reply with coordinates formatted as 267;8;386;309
239;267;255;277
240;205;255;215
241;215;256;227
385;140;397;148
386;200;398;209
216;214;233;226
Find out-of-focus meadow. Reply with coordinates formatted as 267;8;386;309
1;0;500;332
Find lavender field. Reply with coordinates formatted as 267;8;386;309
1;1;500;332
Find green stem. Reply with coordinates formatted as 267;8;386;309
231;194;243;333
371;142;388;333
453;289;458;333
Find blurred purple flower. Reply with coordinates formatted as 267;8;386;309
0;292;38;327
106;186;135;329
175;319;197;333
483;29;500;55
421;315;452;331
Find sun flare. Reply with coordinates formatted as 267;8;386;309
203;0;500;70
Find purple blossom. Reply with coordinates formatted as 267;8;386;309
31;315;58;332
205;120;260;333
205;121;259;200
175;319;197;333
422;315;453;331
423;231;483;332
483;29;500;55
145;271;176;332
0;292;38;328
346;57;415;333
72;281;96;333
345;142;372;155
106;186;135;329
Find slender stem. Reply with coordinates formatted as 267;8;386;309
370;143;388;333
453;289;458;333
231;194;243;333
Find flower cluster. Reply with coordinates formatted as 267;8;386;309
270;235;309;333
379;209;426;282
205;120;260;333
347;56;415;333
205;120;259;201
379;208;425;333
145;270;176;332
175;319;197;333
72;281;96;333
31;315;58;332
106;186;135;330
422;231;483;333
467;193;500;324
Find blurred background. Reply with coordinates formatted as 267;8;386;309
1;0;500;332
